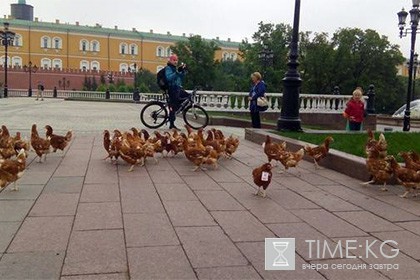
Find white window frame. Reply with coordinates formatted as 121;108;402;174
80;40;89;52
0;56;11;66
222;51;229;61
41;58;52;69
52;59;62;70
156;46;164;57
166;47;172;57
41;36;51;48
120;43;128;55
91;40;100;52
53;37;62;49
129;43;138;55
120;63;128;72
13;34;22;47
12;56;22;67
91;61;100;71
80;60;89;71
230;52;237;60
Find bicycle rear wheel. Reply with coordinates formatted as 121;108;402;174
140;101;168;129
183;104;209;129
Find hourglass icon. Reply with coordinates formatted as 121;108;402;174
273;241;289;266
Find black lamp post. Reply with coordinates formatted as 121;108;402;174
0;22;16;98
397;0;420;131
412;52;419;100
23;61;38;97
258;44;274;77
277;0;302;131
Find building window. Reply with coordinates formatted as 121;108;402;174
80;40;89;51
80;60;89;70
91;61;100;71
230;52;237;60
166;47;172;57
156;46;164;57
130;44;138;55
157;65;165;73
120;43;128;55
53;59;62;70
0;56;11;66
91;40;100;52
119;63;128;72
41;58;52;69
53;37;62;49
12;56;22;67
222;51;229;61
41;36;51;48
13;34;22;47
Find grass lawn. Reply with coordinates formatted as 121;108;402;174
273;131;420;161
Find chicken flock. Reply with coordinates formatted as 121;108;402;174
253;135;333;197
102;125;240;172
362;129;420;198
0;124;72;191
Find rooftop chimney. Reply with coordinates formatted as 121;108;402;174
34;17;38;22
114;25;118;30
167;31;171;36
55;19;60;24
227;38;231;42
76;21;79;26
150;29;153;33
216;36;219;40
132;27;137;32
182;33;186;37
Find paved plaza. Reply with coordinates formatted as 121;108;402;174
0;98;420;279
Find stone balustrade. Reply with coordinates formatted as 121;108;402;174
6;89;361;113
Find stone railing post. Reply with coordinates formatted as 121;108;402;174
366;84;376;114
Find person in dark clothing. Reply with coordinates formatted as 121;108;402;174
165;54;188;130
248;72;267;128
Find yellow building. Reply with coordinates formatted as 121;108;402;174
0;1;240;75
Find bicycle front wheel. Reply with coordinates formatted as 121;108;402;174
140;101;168;129
183;104;209;129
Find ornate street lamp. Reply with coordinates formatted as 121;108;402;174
0;22;16;98
278;0;302;131
23;61;38;97
258;44;274;77
397;0;420;131
412;52;419;100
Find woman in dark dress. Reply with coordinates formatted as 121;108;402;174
248;72;267;128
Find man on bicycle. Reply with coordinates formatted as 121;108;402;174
165;54;189;130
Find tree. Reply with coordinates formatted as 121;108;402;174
171;35;220;90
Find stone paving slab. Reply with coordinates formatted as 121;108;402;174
43;176;84;194
335;211;403;233
176;226;248;268
124;213;179;247
29;193;79;217
195;190;245;211
164;200;217;227
395;221;420;235
195;266;262;280
155;183;198;201
0;251;65;280
7;216;73;253
0;222;20;253
61;273;129;280
80;183;120;203
293;209;368;238
74;202;123;230
299;191;362;212
0;200;34;222
211;211;275;242
0;184;44;200
62;230;127;276
127;246;196;279
372;230;420;260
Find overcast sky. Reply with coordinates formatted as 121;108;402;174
0;0;413;57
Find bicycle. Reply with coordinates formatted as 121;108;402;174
140;88;209;130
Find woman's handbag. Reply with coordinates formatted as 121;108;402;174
257;96;269;111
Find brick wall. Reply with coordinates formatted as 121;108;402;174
0;67;135;90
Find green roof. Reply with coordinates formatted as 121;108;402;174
0;18;240;49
